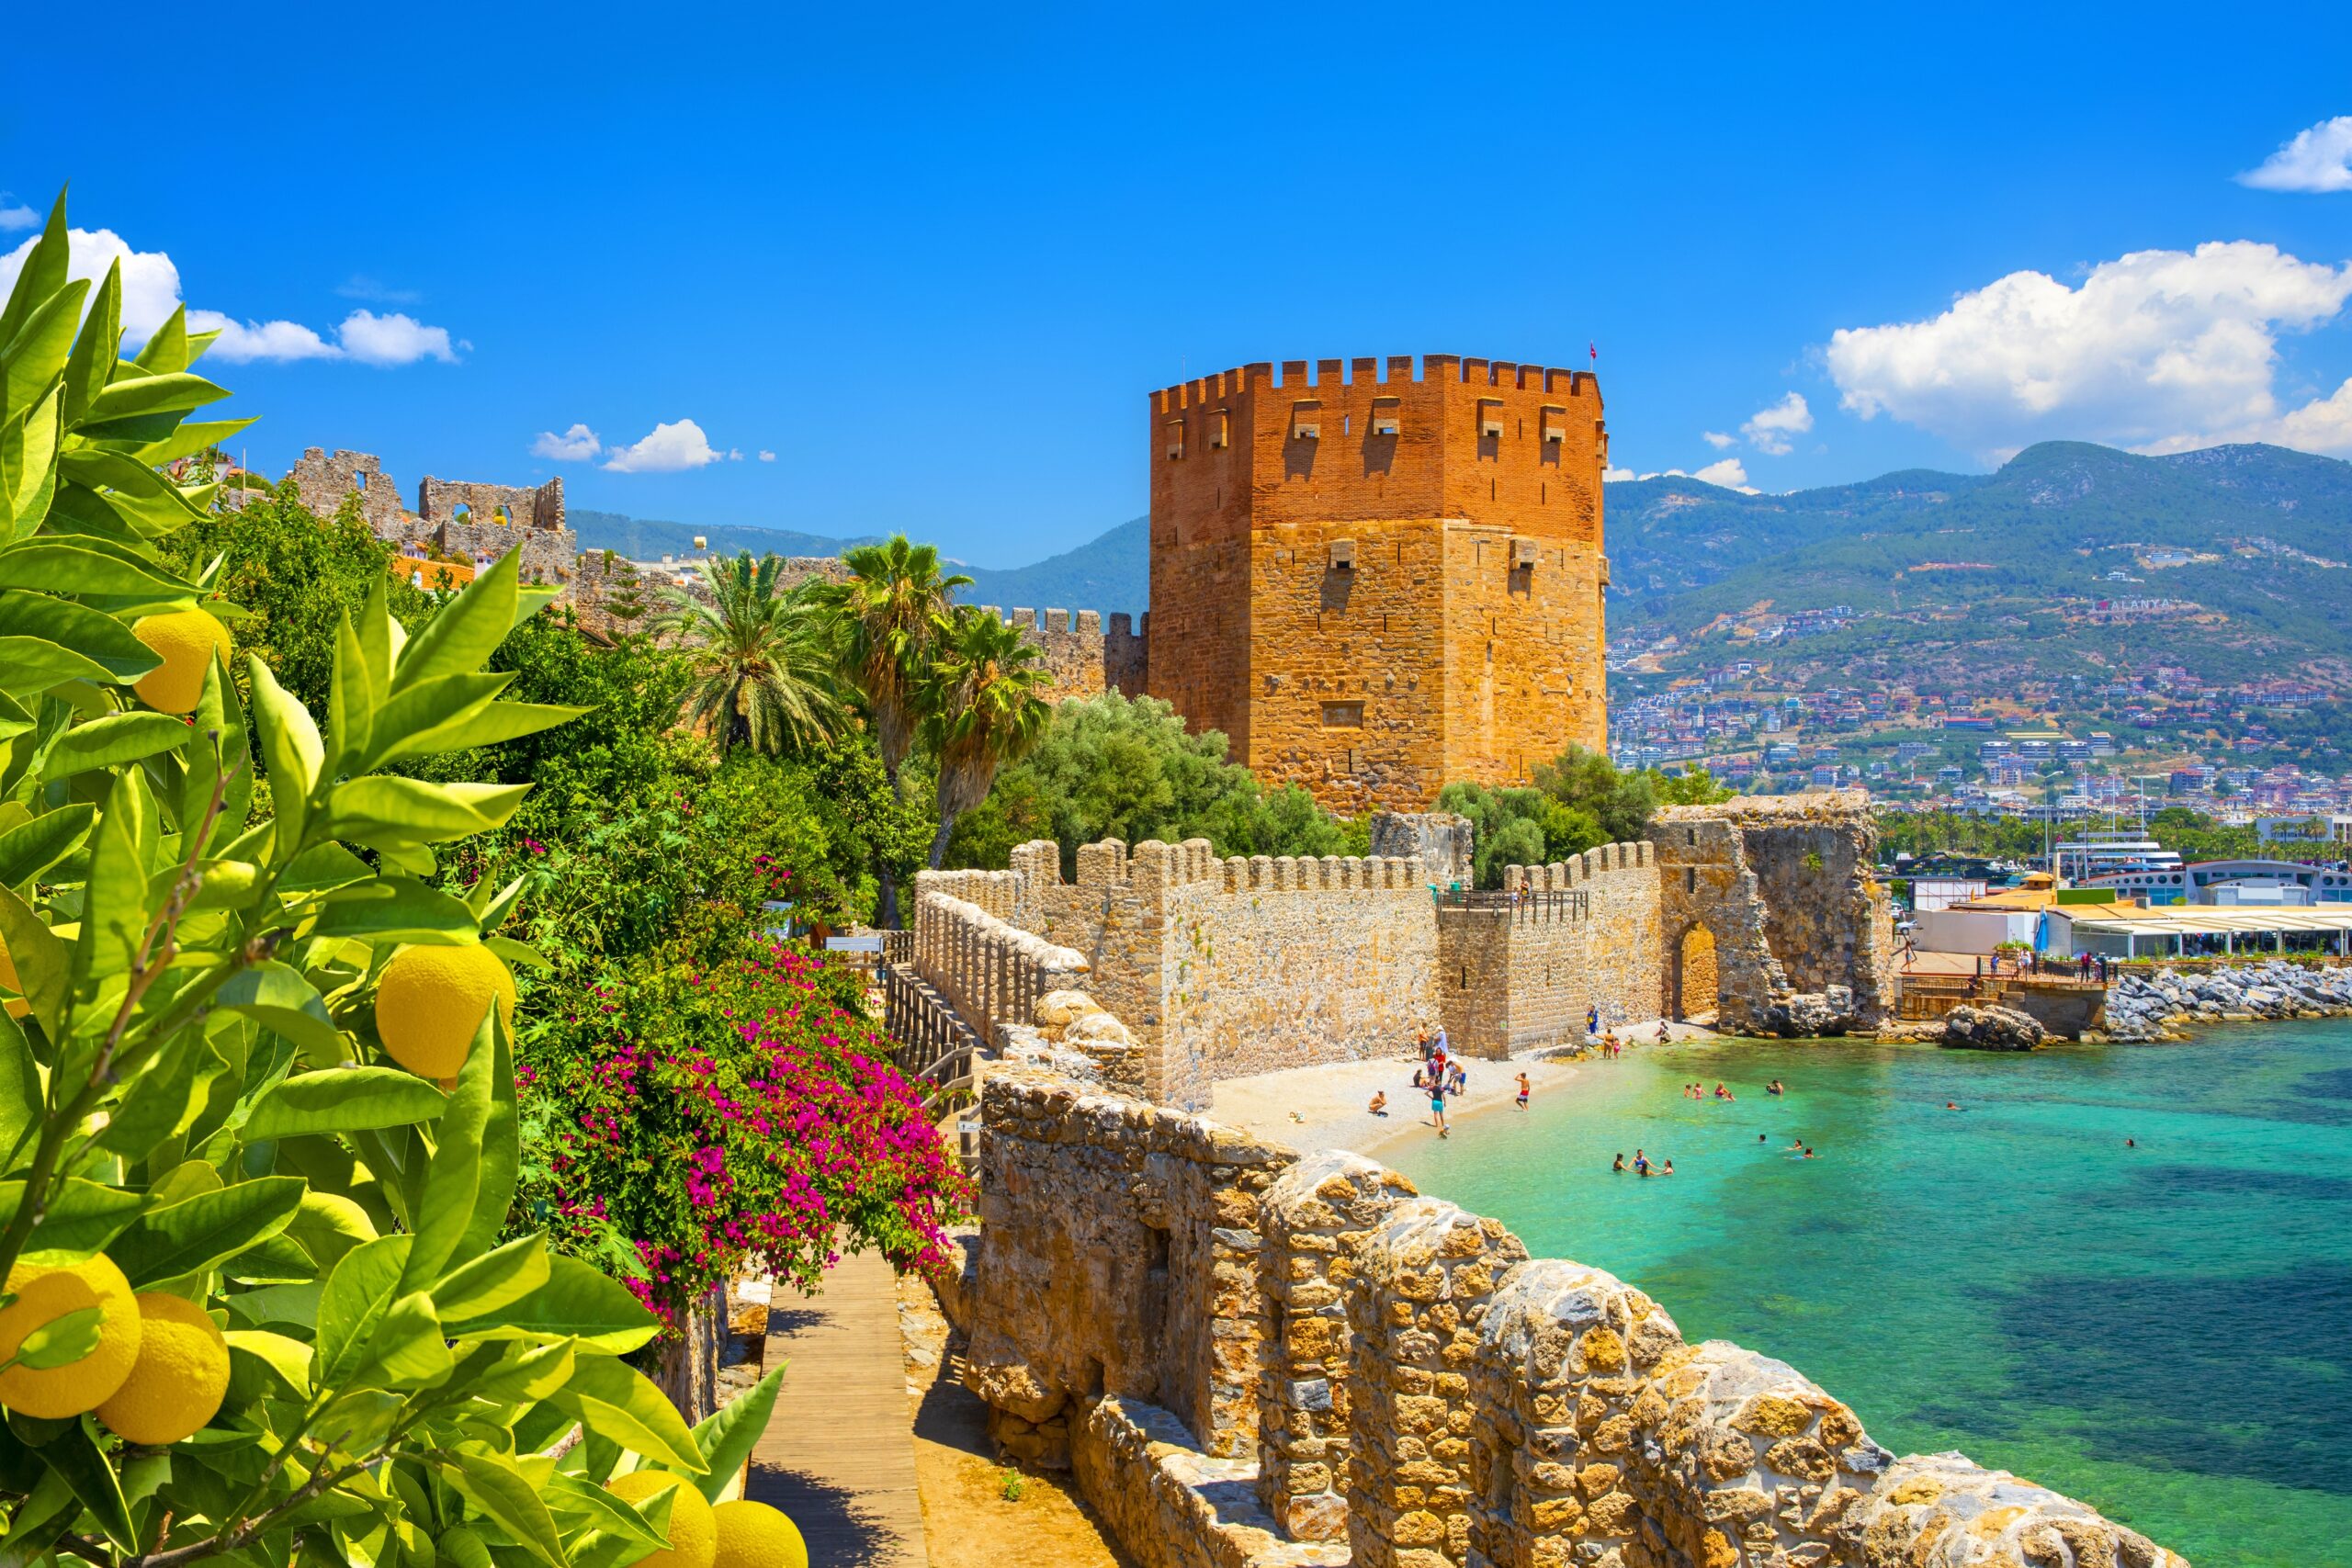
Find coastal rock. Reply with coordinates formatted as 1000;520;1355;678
1754;990;1857;1038
1940;1004;2046;1052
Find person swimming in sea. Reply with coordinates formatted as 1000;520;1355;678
1611;1153;1627;1172
1660;1158;1675;1175
1713;1082;1734;1100
1767;1079;1784;1096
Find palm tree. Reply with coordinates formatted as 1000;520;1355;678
918;608;1055;869
811;536;971;923
654;551;845;757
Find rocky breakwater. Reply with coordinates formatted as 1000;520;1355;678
2102;962;2352;1042
1940;1003;2048;1052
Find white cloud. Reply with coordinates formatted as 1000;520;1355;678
0;226;458;367
1701;430;1736;449
602;418;723;474
1692;457;1753;490
1601;466;1634;482
0;197;37;232
532;423;602;460
1740;391;1813;455
1825;241;2352;457
757;449;777;463
727;447;744;461
2238;116;2352;194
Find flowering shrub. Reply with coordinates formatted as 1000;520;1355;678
514;943;970;1329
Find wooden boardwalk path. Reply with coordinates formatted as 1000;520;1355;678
748;1248;931;1566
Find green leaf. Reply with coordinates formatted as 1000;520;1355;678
461;1012;521;1257
59;261;120;431
396;550;521;690
400;1009;492;1291
0;541;189;597
130;306;190;374
684;1364;783;1500
0;637;111;695
360;1292;452;1390
40;711;191;780
85;369;229;424
0;886;63;1033
443;1256;661;1356
246;654;322;851
481;935;553;972
74;764;157;985
279;840;372;895
39;1418;135;1551
328;610;378;772
324;777;532;850
96;1027;227;1159
244;1068;447;1140
539;1471;673;1551
0;191;69;355
316;1234;413;1387
1;1179;146;1264
0;592;158;682
9;1306;101;1371
223;1328;312;1396
469;1338;574;1404
311;875;481;944
445;1448;569;1568
0;805;93;886
2;281;88;428
0;1010;40;1165
559;1358;707;1475
108;1176;304;1288
213;962;345;1062
284;1190;378;1272
433;1234;548;1322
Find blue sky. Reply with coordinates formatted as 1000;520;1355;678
6;2;2352;566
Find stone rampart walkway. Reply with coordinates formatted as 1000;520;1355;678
748;1247;932;1566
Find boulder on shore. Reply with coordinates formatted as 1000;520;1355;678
1941;1003;2046;1052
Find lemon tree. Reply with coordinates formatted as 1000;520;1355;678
0;190;786;1568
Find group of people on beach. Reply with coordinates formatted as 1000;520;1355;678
1366;1029;1536;1138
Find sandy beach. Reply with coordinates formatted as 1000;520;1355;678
1208;1019;1716;1162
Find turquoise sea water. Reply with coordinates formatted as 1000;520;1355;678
1382;1024;2352;1568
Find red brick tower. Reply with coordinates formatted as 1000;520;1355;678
1146;355;1610;810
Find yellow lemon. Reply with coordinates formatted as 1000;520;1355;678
607;1471;717;1568
712;1500;807;1568
374;944;516;1079
130;608;232;715
0;1255;141;1418
95;1292;230;1444
0;937;26;1020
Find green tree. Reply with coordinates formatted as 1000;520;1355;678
814;536;970;924
0;192;780;1566
919;608;1054;867
941;692;1363;872
653;551;844;756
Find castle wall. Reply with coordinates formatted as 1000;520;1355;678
288;447;408;533
1653;794;1899;1035
1146;355;1610;810
1437;843;1664;1057
1011;838;1437;1110
962;1066;2189;1568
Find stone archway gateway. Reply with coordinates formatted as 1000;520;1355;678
1671;923;1719;1022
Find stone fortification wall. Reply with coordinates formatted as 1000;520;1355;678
910;873;1088;1048
962;1067;2189;1568
1012;838;1438;1110
1367;810;1474;887
283;447;578;586
1438;842;1664;1056
1653;793;1898;1036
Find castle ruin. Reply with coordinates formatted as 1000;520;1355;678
1144;355;1612;812
886;793;1895;1110
284;448;577;586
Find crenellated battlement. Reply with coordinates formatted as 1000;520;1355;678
1503;839;1655;895
1035;837;1426;897
1148;353;1601;412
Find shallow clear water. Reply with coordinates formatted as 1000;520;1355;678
1383;1024;2352;1568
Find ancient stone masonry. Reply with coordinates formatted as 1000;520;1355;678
956;1065;2190;1568
1442;842;1666;1053
973;606;1151;702
1147;355;1611;812
1652;793;1898;1036
285;448;577;585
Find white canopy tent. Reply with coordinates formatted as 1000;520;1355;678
2049;902;2352;960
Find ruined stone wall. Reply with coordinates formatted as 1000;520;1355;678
1368;809;1474;888
1146;355;1611;811
420;472;564;534
283;449;577;585
910;870;1087;1048
288;448;409;533
965;1069;2189;1568
1013;838;1437;1110
1435;842;1664;1057
1653;794;1898;1036
978;607;1118;701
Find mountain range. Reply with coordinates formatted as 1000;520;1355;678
570;442;2352;683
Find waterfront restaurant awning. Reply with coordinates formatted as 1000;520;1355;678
2058;905;2352;939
